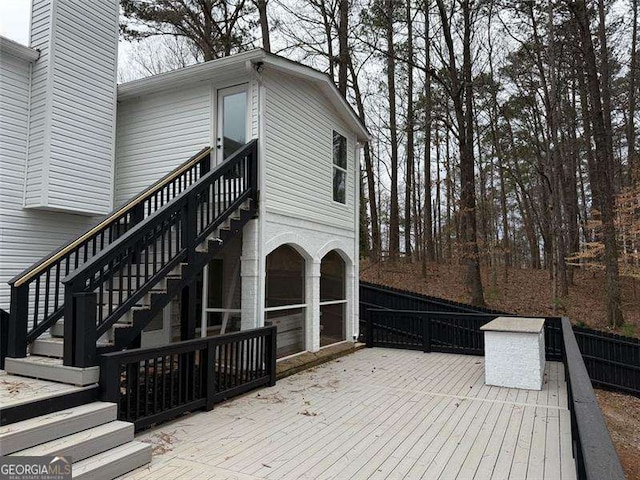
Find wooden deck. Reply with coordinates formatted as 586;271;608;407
125;348;576;480
0;370;93;410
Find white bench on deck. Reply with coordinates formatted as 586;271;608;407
481;316;546;390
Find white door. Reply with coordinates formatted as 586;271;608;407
141;306;172;348
216;84;250;165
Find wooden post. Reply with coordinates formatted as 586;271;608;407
205;340;215;410
366;310;374;347
100;355;121;405
74;292;97;368
267;327;277;386
422;314;431;353
7;284;29;358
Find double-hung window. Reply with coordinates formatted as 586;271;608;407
332;131;347;204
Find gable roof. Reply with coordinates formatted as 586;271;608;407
117;49;370;142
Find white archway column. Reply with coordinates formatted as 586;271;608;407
345;262;356;341
241;219;262;330
306;260;321;352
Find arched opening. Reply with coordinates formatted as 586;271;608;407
320;250;346;347
265;244;306;357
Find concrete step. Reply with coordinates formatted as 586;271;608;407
72;441;152;480
10;420;133;463
4;356;99;386
31;338;114;359
0;402;116;455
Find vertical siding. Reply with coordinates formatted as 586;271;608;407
114;84;212;205
24;0;118;215
263;70;356;232
0;51;97;311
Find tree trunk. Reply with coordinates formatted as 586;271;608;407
423;1;436;266
338;0;349;97
256;0;270;52
628;0;638;185
386;0;400;260
572;0;625;328
404;0;415;260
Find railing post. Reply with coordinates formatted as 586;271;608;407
7;284;29;358
366;310;374;347
422;314;431;353
100;355;121;405
249;141;259;204
199;152;211;176
0;309;9;369
205;340;216;410
73;292;97;368
267;327;277;386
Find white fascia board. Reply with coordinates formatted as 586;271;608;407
0;36;40;62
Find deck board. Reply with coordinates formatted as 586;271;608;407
126;348;576;480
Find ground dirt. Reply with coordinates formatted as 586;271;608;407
595;390;640;480
360;259;640;337
361;259;640;479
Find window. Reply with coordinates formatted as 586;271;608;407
332;131;347;203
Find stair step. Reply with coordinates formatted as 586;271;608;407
4;356;99;386
72;441;152;480
51;321;131;340
0;402;116;455
11;420;133;463
32;338;113;359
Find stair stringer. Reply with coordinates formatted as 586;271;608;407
107;204;257;350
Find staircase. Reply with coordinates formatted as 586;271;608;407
1;141;259;478
1;402;151;479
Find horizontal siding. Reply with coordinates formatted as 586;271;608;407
0;51;97;311
46;0;118;213
114;84;212;205
263;70;356;231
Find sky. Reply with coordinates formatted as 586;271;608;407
0;0;31;45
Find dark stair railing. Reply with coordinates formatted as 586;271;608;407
62;140;258;367
7;147;213;359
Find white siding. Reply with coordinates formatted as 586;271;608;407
263;70;356;232
114;84;212;206
0;50;97;311
24;0;118;215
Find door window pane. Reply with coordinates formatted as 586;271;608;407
222;91;247;159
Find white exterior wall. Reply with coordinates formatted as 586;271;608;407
262;70;356;231
239;69;360;352
24;0;118;215
0;43;97;311
114;84;212;205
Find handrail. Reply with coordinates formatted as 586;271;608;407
62;140;258;366
7;146;212;359
10;147;211;287
561;317;625;480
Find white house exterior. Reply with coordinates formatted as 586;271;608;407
0;0;368;363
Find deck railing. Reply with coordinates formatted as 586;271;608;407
365;308;625;480
62;140;258;367
7;147;212;358
100;326;277;431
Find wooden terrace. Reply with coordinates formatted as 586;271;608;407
126;348;576;480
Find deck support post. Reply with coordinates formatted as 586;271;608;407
7;284;29;358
